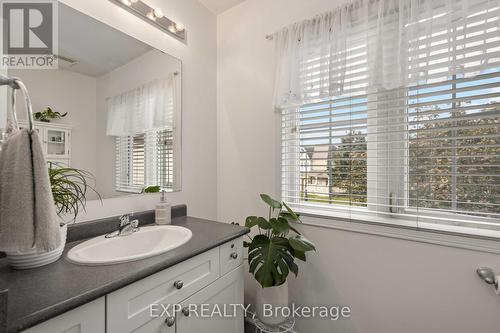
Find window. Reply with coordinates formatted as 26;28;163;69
116;128;174;193
281;4;500;237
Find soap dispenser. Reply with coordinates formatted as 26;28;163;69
155;190;171;225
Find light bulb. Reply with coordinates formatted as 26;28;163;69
147;11;156;20
175;22;184;31
168;25;176;33
130;0;139;2
120;0;132;6
153;8;164;18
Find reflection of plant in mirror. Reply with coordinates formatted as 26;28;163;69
34;107;68;122
244;194;316;288
143;185;161;193
48;163;101;223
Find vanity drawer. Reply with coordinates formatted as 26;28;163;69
106;248;220;333
219;236;243;275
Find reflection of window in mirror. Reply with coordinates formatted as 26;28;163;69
0;3;182;199
107;74;179;194
116;128;174;193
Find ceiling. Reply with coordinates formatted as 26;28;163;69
198;0;246;14
58;4;153;77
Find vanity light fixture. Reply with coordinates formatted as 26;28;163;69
109;0;186;42
153;8;163;18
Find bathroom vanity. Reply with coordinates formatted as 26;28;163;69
0;206;249;333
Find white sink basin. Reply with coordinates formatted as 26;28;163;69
67;225;192;265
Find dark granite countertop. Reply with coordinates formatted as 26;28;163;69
0;213;249;333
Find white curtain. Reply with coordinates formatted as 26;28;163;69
272;0;500;109
106;75;177;136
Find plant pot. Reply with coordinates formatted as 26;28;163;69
5;224;67;270
256;281;289;326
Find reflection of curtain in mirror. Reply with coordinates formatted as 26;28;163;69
106;74;177;136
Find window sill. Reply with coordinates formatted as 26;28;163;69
116;188;142;194
299;213;500;254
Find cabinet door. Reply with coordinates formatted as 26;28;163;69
122;316;175;333
21;297;105;333
176;266;244;333
45;128;70;160
107;248;220;333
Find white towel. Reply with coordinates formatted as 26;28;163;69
0;128;61;252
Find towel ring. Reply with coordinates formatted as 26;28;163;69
0;74;34;131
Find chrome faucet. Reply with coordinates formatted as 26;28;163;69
105;213;140;238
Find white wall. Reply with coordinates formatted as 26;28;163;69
59;0;217;221
96;49;181;198
216;1;500;332
8;68;98;179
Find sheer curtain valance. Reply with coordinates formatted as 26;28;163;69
106;75;177;136
272;0;500;109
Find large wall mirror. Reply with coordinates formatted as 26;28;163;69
3;3;182;199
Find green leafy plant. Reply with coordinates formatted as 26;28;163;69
34;107;67;122
244;194;316;288
48;163;101;223
143;185;161;193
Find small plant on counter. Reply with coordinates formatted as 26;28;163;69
34;107;68;122
143;185;161;193
48;163;101;223
244;194;316;288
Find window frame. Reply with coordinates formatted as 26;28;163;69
281;72;500;239
278;0;500;241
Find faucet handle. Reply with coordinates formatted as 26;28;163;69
119;213;132;226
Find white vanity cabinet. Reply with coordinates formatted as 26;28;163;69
21;237;245;333
106;248;221;333
21;297;105;333
106;237;244;333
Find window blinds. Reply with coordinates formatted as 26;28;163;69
281;1;500;237
115;128;174;193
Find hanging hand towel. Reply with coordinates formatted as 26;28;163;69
0;128;61;252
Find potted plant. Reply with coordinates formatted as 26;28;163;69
143;185;161;193
49;164;101;224
6;163;100;269
34;107;67;122
245;194;316;326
